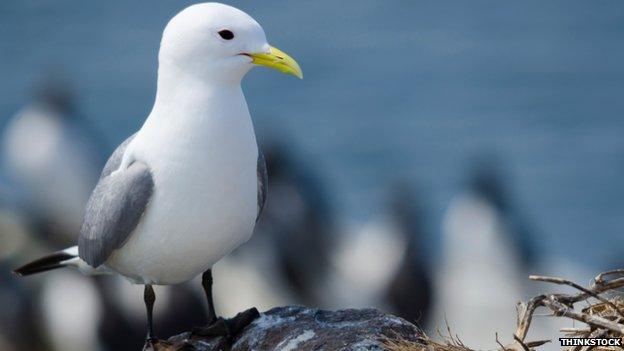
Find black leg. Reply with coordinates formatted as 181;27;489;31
144;284;156;341
192;270;259;340
202;270;217;324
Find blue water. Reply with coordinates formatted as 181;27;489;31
2;1;624;268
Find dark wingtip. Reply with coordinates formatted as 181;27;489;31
12;263;36;277
12;251;75;277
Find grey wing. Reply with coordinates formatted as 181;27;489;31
256;151;268;222
78;140;153;267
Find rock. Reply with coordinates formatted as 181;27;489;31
154;305;425;351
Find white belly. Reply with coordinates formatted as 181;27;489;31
106;107;258;285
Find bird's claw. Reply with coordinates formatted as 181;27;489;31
191;307;260;341
142;337;159;351
191;317;229;337
226;307;260;337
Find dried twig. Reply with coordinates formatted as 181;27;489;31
512;334;530;351
515;295;546;341
514;270;624;351
495;333;508;351
529;275;624;319
594;269;624;285
542;296;624;334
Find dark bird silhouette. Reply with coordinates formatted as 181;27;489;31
384;183;433;326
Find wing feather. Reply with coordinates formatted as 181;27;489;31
78;135;153;267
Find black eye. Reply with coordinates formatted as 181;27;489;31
218;30;234;40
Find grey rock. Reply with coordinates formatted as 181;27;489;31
154;305;425;351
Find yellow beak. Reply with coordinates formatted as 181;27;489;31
249;46;303;79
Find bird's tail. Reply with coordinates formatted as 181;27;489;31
13;246;79;277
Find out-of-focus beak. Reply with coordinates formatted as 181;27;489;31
249;46;303;79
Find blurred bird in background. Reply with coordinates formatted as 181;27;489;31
0;74;108;351
325;182;433;325
383;183;433;326
2;73;107;247
429;158;535;349
257;142;335;305
0;213;45;351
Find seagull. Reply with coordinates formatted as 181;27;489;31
2;75;106;246
429;163;529;349
14;2;302;347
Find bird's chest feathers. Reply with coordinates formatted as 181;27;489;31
136;110;258;224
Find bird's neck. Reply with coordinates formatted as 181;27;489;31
146;63;249;129
136;64;257;165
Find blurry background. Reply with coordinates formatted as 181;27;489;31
1;1;624;350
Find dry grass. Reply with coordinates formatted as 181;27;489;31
382;337;467;351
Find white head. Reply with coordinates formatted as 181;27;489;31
159;3;302;86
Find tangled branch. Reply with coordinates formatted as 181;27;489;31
514;271;624;350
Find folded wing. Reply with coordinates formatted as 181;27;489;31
78;137;153;267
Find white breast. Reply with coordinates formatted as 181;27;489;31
106;88;259;285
